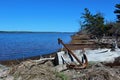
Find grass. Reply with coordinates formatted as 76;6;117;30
55;72;68;80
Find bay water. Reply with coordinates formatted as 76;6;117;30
0;32;73;61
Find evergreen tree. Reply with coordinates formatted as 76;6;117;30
81;8;105;37
114;4;120;23
114;3;120;37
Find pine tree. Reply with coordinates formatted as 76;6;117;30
81;8;105;37
114;4;120;23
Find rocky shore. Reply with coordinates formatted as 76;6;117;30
0;52;56;66
0;56;120;80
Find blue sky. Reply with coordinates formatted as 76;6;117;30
0;0;119;32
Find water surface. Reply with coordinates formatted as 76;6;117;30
0;32;73;61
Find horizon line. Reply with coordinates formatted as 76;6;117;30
0;30;76;33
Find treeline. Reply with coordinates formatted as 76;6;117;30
78;3;120;38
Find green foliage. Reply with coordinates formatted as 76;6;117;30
114;4;120;23
55;72;68;80
79;6;120;37
104;22;116;36
81;8;105;37
113;3;120;36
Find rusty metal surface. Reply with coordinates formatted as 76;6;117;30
58;38;88;69
66;53;88;69
58;38;83;65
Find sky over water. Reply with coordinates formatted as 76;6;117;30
0;0;119;32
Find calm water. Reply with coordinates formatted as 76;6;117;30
0;32;73;61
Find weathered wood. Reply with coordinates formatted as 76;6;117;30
71;39;96;44
33;57;55;62
64;44;97;50
71;35;90;40
58;38;83;65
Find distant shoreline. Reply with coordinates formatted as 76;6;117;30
0;31;75;34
